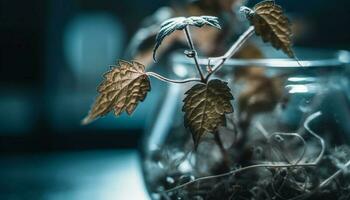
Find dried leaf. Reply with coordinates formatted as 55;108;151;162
234;43;265;81
182;79;234;148
153;16;221;61
243;0;294;58
238;74;283;119
82;60;151;124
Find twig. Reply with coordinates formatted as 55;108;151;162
183;26;205;82
205;26;255;81
256;121;269;139
319;159;350;188
146;72;201;84
214;132;231;170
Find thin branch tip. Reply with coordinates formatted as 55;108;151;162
205;26;255;80
146;71;201;84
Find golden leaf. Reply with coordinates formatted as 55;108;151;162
182;79;234;148
243;0;294;58
82;60;151;124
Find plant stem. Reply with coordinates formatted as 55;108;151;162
214;132;231;170
146;72;201;84
214;132;225;151
183;26;205;82
205;26;255;81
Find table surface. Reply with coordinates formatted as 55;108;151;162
0;150;150;200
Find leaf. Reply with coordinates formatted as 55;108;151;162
82;60;151;124
244;0;294;58
238;75;283;119
182;79;234;148
153;16;221;61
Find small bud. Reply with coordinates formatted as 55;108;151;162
184;50;195;58
240;6;254;17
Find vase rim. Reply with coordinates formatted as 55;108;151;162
171;48;350;68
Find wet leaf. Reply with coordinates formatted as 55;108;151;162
82;60;151;124
243;0;294;58
153;16;221;61
182;79;234;148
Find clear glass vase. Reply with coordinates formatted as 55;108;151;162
141;47;350;200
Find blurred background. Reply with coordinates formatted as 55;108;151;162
0;0;349;199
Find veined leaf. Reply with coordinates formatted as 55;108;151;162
182;79;234;149
242;0;294;58
82;60;151;124
153;16;221;61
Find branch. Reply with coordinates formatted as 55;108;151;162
205;26;255;81
146;72;201;84
183;26;205;82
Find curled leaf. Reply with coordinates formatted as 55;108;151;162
82;60;151;124
153;16;221;61
242;0;294;58
182;79;234;148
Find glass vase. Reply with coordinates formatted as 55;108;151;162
141;47;350;200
